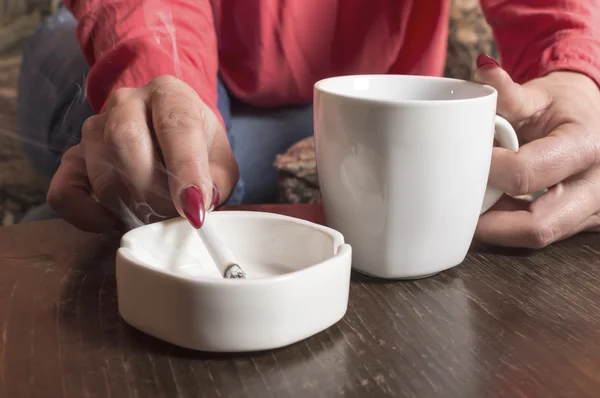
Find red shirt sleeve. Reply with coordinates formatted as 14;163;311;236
481;0;600;88
63;0;223;125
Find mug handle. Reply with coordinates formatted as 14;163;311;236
480;115;520;214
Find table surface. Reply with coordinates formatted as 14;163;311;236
2;204;600;398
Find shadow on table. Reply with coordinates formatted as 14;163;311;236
470;241;538;257
120;321;345;360
348;240;540;286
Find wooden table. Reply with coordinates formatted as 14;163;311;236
2;204;600;398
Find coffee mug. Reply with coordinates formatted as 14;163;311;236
313;75;519;279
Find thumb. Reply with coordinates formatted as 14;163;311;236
473;54;548;124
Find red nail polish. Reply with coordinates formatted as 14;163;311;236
210;184;220;211
181;185;205;229
476;53;500;69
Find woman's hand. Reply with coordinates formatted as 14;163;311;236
474;55;600;248
47;75;239;232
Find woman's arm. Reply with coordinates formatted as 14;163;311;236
480;0;600;87
63;0;223;125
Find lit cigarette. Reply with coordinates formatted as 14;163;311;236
194;214;247;279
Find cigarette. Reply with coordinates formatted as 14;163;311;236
194;214;247;279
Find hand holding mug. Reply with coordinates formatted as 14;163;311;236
474;55;600;248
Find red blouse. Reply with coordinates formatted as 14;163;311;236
64;0;600;126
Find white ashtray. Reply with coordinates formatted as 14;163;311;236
116;210;352;352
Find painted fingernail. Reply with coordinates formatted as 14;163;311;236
476;53;500;69
181;185;205;229
210;184;220;211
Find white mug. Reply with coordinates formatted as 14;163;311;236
313;75;519;279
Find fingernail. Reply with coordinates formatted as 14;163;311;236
181;185;205;229
476;53;500;69
210;184;220;211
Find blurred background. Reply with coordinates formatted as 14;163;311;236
0;0;57;226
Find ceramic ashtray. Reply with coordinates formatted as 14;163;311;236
116;211;352;352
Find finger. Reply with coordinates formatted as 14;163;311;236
151;78;218;224
489;123;597;196
47;145;119;232
80;114;122;216
104;87;138;111
473;54;551;127
207;121;239;207
575;214;600;234
485;194;531;212
103;93;173;221
104;93;155;191
475;171;600;248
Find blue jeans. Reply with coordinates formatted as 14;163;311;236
17;7;313;222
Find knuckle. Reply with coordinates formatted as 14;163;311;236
89;171;114;198
151;75;195;102
528;222;557;249
81;116;102;140
61;145;81;162
104;119;146;148
109;88;134;105
151;74;181;88
47;147;83;211
60;153;81;172
46;182;64;211
582;138;599;168
507;161;534;196
155;110;202;136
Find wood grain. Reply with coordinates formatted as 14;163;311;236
2;204;600;397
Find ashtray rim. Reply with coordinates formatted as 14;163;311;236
117;210;349;285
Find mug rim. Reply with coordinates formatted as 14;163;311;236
313;74;498;106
